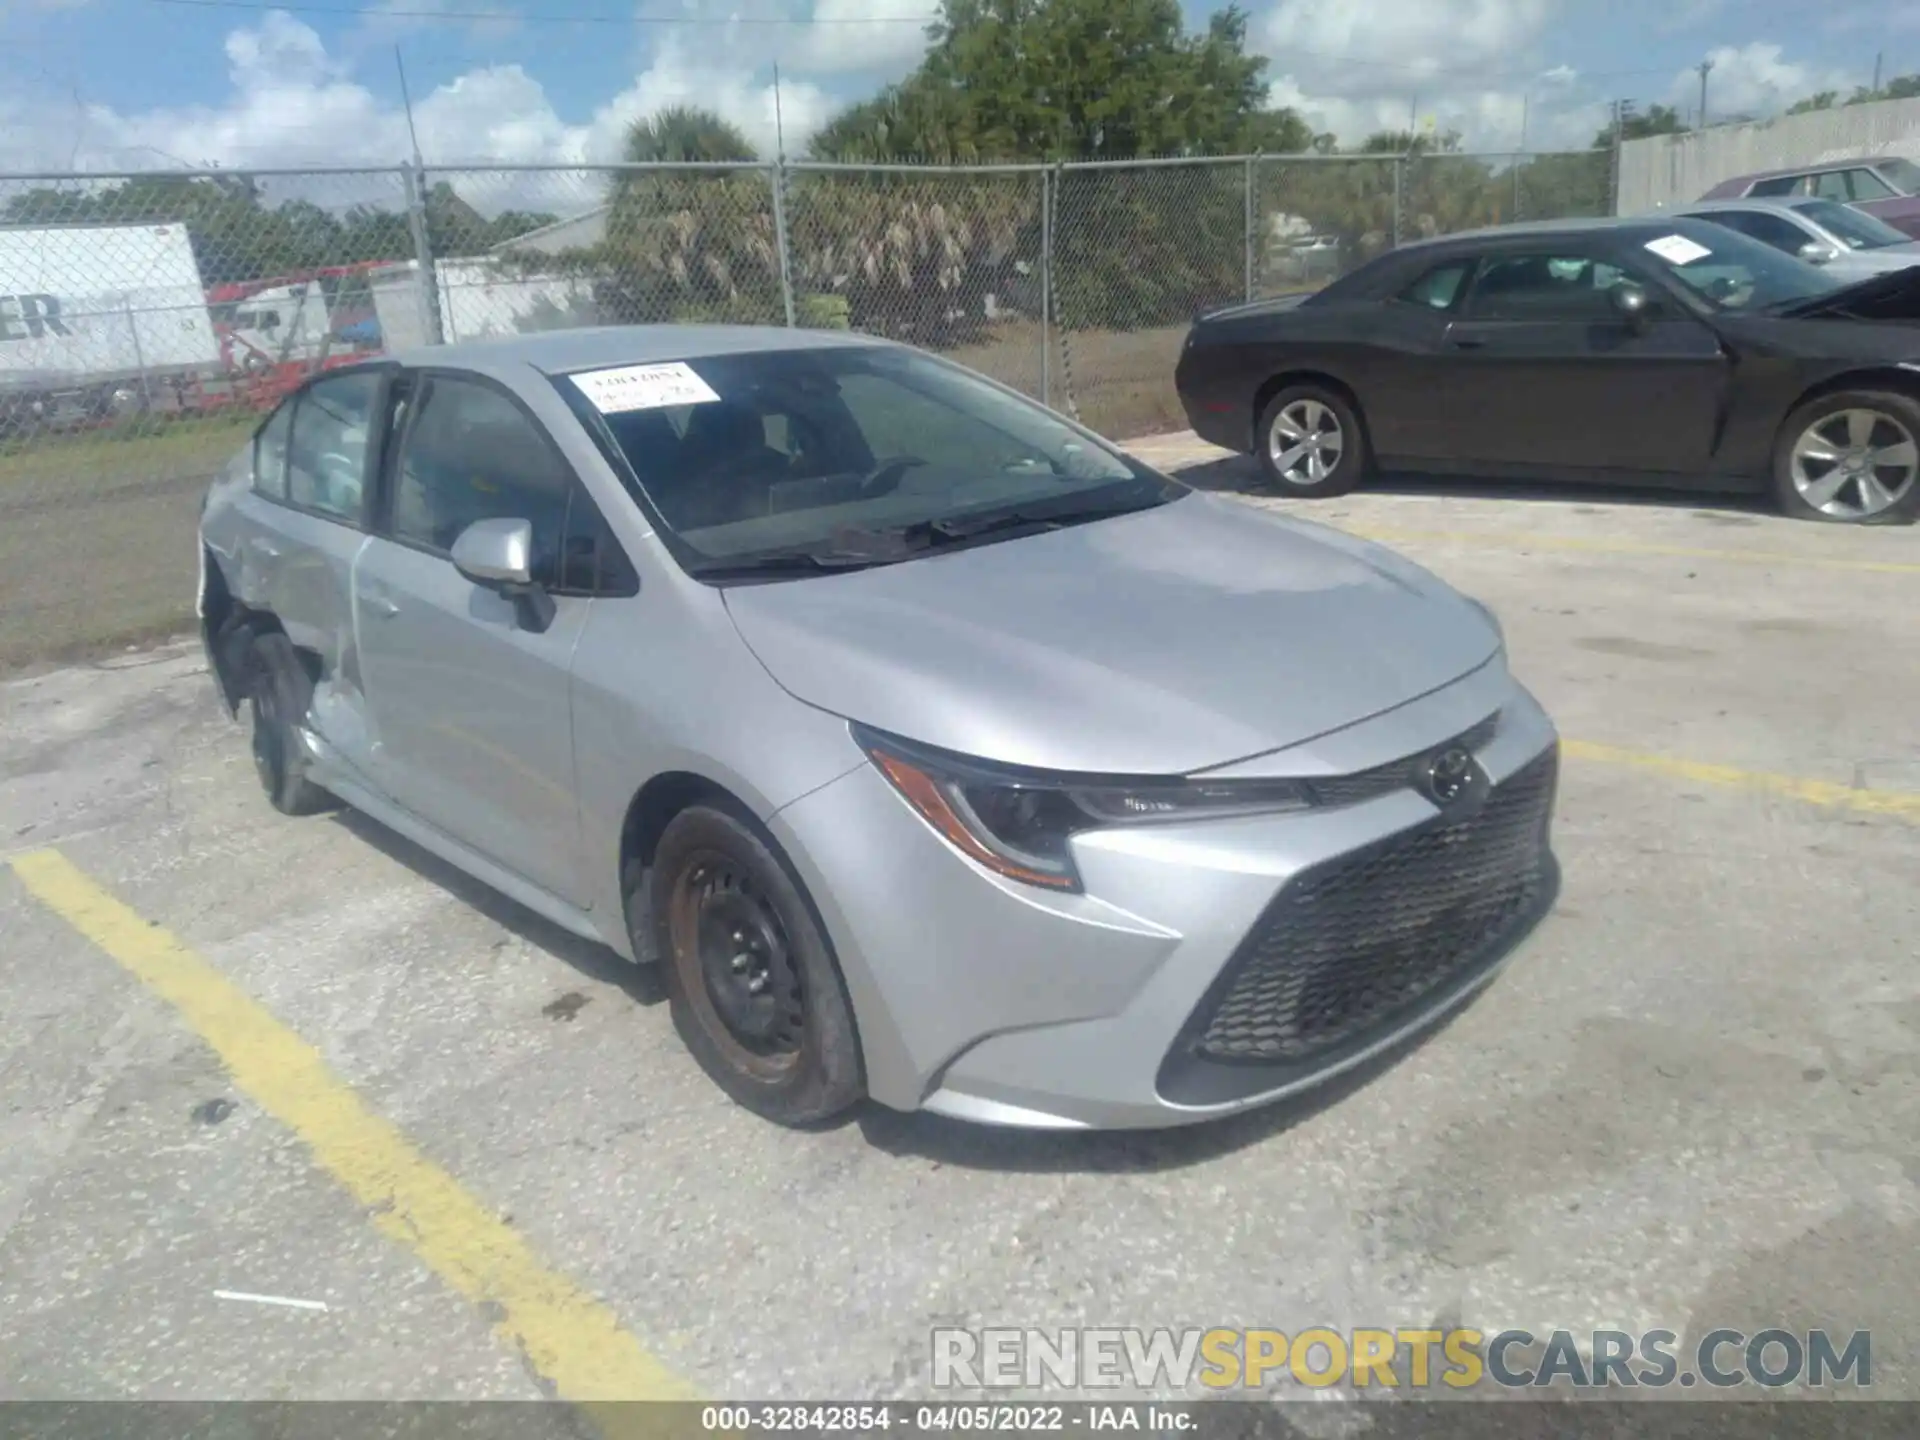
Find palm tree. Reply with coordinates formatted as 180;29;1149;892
599;107;780;322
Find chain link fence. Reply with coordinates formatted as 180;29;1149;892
0;147;1611;671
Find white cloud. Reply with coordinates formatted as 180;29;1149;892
0;11;843;178
794;0;939;76
1256;0;1605;150
1669;43;1854;123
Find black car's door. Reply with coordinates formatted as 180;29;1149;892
1431;247;1729;478
1352;255;1479;462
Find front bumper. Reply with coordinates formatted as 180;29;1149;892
768;669;1561;1130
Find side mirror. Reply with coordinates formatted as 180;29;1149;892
1609;281;1651;331
451;517;534;587
450;517;554;631
1797;241;1837;266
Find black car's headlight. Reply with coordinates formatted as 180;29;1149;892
855;725;1309;892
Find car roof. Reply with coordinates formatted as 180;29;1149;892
1667;197;1820;217
1390;214;1709;253
390;323;888;376
1722;156;1889;184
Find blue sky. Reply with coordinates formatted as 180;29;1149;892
0;0;1913;174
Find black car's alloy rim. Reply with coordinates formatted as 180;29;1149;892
1268;399;1345;485
1790;408;1918;519
674;854;805;1072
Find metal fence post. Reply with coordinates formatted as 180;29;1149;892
1040;165;1054;408
1243;155;1257;302
769;159;797;328
1512;151;1523;221
1390;156;1404;250
403;162;444;346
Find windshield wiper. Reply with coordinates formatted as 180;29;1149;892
685;549;902;581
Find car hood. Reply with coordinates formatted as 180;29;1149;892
1776;264;1920;320
721;493;1502;776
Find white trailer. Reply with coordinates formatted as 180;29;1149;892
0;222;223;429
366;257;599;352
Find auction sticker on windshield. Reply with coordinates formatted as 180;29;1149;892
572;361;721;413
1644;234;1714;266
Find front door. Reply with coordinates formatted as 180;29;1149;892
353;371;593;906
1434;248;1729;478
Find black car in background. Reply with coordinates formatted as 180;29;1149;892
1174;217;1920;524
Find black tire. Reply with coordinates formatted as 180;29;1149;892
1254;383;1369;498
246;630;333;816
644;804;864;1126
1771;389;1920;525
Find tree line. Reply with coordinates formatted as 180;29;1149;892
1;0;1910;343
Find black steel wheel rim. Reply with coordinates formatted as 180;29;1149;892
674;853;805;1070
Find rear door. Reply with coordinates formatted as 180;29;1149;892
1432;246;1727;477
210;368;388;776
353;368;634;907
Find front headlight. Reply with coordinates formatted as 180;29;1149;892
855;725;1310;892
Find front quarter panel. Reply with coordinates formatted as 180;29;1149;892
568;573;870;956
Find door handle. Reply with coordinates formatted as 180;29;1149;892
1449;336;1489;350
252;539;282;559
366;594;401;619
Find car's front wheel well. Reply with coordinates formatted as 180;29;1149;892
617;772;743;960
1787;368;1920;422
1251;370;1370;453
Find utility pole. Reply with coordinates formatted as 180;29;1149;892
1696;58;1714;130
1872;51;1884;94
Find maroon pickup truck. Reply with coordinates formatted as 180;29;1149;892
1700;156;1920;238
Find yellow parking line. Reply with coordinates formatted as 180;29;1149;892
1340;525;1920;576
1564;740;1920;822
6;847;697;1404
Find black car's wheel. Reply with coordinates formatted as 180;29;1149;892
1255;385;1368;498
646;804;864;1126
246;631;333;816
1773;391;1920;525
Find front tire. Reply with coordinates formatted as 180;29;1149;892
1255;384;1368;498
647;804;864;1126
246;630;333;816
1772;391;1920;525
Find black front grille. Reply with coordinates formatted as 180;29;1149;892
1190;746;1557;1067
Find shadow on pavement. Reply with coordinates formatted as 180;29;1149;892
331;807;668;1009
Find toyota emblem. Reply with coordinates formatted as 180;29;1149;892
1422;746;1475;805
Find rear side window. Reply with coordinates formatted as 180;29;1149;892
253;401;292;501
1747;175;1802;198
287;371;381;523
1689;209;1808;255
1396;260;1473;310
1846;168;1895;201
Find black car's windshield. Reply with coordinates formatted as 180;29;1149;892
556;345;1178;574
1793;199;1912;250
1633;222;1845;310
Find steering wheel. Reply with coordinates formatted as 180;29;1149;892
857;455;928;499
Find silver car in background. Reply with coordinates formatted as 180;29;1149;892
197;326;1562;1131
1674;197;1920;283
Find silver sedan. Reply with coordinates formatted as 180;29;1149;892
1674;196;1920;283
197;325;1562;1130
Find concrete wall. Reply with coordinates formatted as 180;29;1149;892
1617;96;1920;213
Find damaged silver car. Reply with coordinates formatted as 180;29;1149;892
199;326;1561;1130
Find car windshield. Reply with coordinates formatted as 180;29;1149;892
1633;222;1844;310
556;344;1180;576
1793;198;1911;250
1878;157;1920;194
